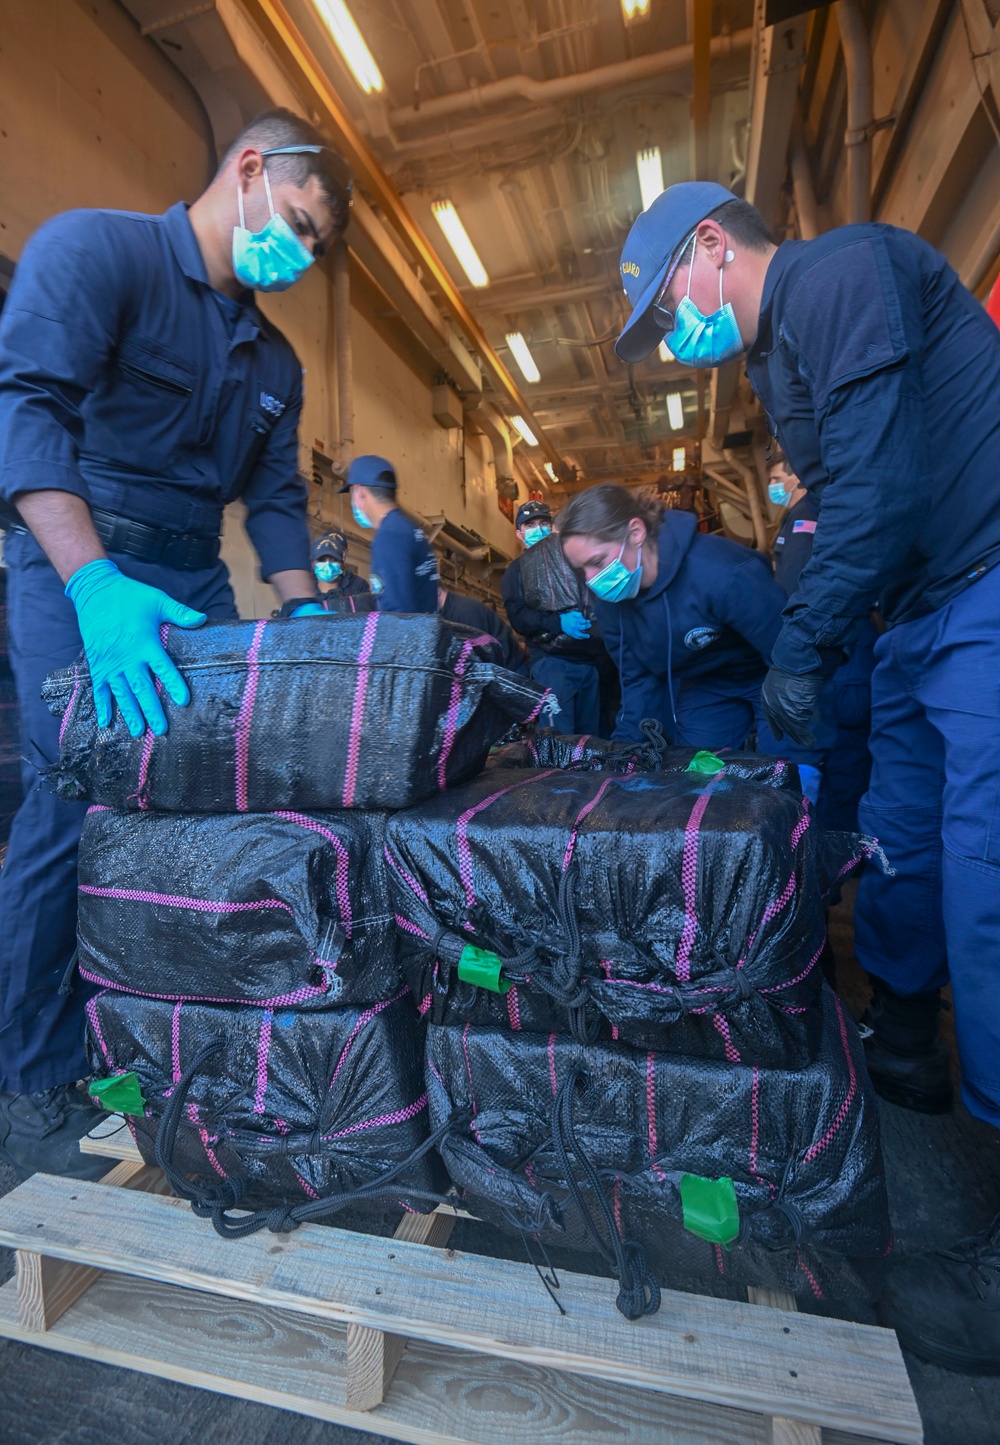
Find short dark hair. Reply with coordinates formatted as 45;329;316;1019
220;109;352;236
768;448;791;472
556;483;664;544
362;485;396;506
707;198;773;252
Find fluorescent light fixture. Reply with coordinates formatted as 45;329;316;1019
658;339;674;363
621;0;650;20
506;332;541;384
432;201;489;288
544;462;558;482
672;446;686;471
666;392;685;430
636;147;664;213
312;0;383;94
510;415;538;447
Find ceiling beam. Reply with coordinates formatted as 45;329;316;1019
744;5;810;227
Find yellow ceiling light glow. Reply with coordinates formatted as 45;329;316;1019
510;415;539;447
311;0;383;94
636;147;664;213
621;0;651;21
544;461;558;482
672;446;686;471
506;332;541;384
432;201;489;288
666;392;685;430
658;339;674;363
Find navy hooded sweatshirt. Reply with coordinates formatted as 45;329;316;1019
594;511;786;742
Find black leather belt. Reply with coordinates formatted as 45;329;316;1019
89;508;220;571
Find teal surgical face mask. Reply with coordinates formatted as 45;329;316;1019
665;235;744;369
587;536;643;603
232;166;314;293
352;501;373;530
523;524;551;547
768;481;788;506
314;559;343;582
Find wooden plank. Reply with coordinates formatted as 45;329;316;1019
749;1287;799;1313
750;1284;822;1445
345;1208;456;1411
15;1161;170;1331
0;1175;922;1442
79;1115;142;1163
0;1272;897;1445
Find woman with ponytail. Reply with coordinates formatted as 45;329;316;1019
558;483;787;750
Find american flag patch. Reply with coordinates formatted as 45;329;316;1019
793;519;817;534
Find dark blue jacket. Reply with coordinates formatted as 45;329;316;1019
440;589;527;673
323;567;370;598
0;203;310;578
773;492;819;596
501;552;604;664
370;507;438;612
747;224;1000;675
595;511;786;742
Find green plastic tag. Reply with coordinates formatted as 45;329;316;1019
686;749;725;776
88;1072;147;1117
679;1173;740;1247
458;944;512;994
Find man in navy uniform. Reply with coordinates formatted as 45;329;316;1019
438;585;527;673
614;179;1000;1370
340;455;438;612
312;528;370;600
0;108;350;1179
501;500;602;734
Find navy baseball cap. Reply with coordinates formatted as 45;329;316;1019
516;500;552;530
338;454;397;493
312;529;348;560
615;181;737;363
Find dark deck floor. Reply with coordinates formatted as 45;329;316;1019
1;881;998;1444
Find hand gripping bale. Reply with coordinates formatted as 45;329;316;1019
387;766;872;1064
76;806;402;1009
43;614;550;812
86;990;446;1229
426;987;890;1310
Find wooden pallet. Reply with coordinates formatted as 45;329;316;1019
0;1121;923;1445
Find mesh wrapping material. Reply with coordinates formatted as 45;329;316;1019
77;806;400;1009
490;728;799;790
86;989;442;1213
426;987;890;1305
43;614;548;812
518;532;588;612
387;767;864;1063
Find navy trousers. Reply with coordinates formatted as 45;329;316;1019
529;654;601;736
0;527;237;1093
855;565;1000;1128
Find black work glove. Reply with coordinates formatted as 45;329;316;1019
761;666;824;746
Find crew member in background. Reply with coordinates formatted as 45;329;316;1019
558;483;786;749
340;454;438;612
438;585;527;673
614;177;1000;1370
312;528;369;600
768;450;874;826
501;500;602;735
0;108;350;1181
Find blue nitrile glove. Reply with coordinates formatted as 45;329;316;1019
65;559;206;738
290;602;327;617
560;610;591;640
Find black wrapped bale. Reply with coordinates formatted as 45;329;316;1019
387;767;866;1063
426;988;890;1307
518;531;589;613
43;614;549;813
86;989;442;1214
77;805;400;1008
490;726;800;790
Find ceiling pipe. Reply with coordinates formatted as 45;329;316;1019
722;451;768;551
332;238;353;476
837;0;874;224
387;28;754;128
789;107;821;240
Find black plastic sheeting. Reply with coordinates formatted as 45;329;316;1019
76;806;400;1009
489;725;800;790
43;615;550;813
86;989;444;1215
387;767;867;1063
426;986;890;1306
518;531;589;613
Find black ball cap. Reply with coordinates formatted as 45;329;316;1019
516;500;552;529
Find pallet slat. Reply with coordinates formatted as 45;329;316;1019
0;1175;921;1443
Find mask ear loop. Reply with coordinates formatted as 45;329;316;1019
237;182;246;231
261;164;276;221
684;232;698;303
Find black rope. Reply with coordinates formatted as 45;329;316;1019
58;948;79;998
550;1068;660;1320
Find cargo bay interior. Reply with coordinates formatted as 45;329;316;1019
1;2;1000;1443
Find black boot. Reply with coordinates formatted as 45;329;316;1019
0;1084;115;1182
858;977;953;1114
878;1215;1000;1373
